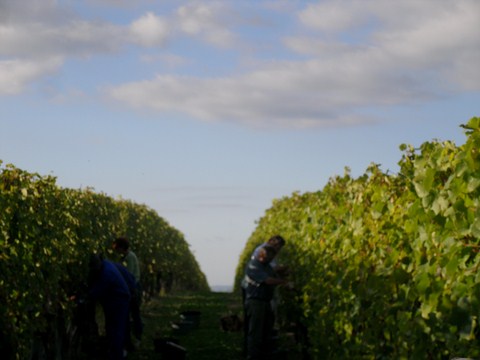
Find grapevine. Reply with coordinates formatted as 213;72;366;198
0;163;208;358
236;117;480;359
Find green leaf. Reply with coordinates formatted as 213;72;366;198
445;257;459;277
470;218;480;238
466;177;480;193
416;271;430;295
432;195;449;215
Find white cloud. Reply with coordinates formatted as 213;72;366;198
0;57;63;95
376;2;479;56
0;20;124;58
140;53;190;68
176;3;235;47
129;12;170;47
0;0;69;24
298;1;367;33
1;0;479;129
297;0;468;34
106;60;386;129
106;0;480;129
0;1;238;95
283;37;369;57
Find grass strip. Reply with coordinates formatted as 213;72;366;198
129;291;245;359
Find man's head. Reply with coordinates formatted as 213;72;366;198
113;237;130;254
267;235;286;252
256;245;277;264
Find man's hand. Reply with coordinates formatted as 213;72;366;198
274;265;289;276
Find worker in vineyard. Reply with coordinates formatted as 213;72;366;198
241;235;288;354
113;237;143;344
241;235;287;303
112;261;141;353
244;245;288;359
252;235;287;271
88;254;131;360
113;237;141;284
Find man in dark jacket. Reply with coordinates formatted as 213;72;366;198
113;262;141;352
88;254;131;360
113;237;143;341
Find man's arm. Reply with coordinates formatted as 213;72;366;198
264;277;287;285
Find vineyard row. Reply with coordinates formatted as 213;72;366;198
236;117;480;359
0;163;208;358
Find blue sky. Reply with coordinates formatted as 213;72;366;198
1;0;479;287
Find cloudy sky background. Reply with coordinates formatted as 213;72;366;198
1;0;479;288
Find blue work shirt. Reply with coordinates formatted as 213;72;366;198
114;262;139;298
241;243;278;290
89;260;131;306
252;243;278;268
245;258;276;302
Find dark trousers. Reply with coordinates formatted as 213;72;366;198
242;288;248;354
131;286;143;339
103;298;130;360
245;299;274;360
125;285;143;350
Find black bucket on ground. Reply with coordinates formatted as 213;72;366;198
171;320;195;335
180;310;201;328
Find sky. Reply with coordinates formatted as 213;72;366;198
1;0;479;288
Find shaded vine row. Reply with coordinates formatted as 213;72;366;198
0;164;208;358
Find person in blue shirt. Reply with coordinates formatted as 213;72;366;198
113;237;143;342
112;261;141;352
244;245;287;360
251;235;286;270
242;235;288;303
88;254;131;360
241;235;288;354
